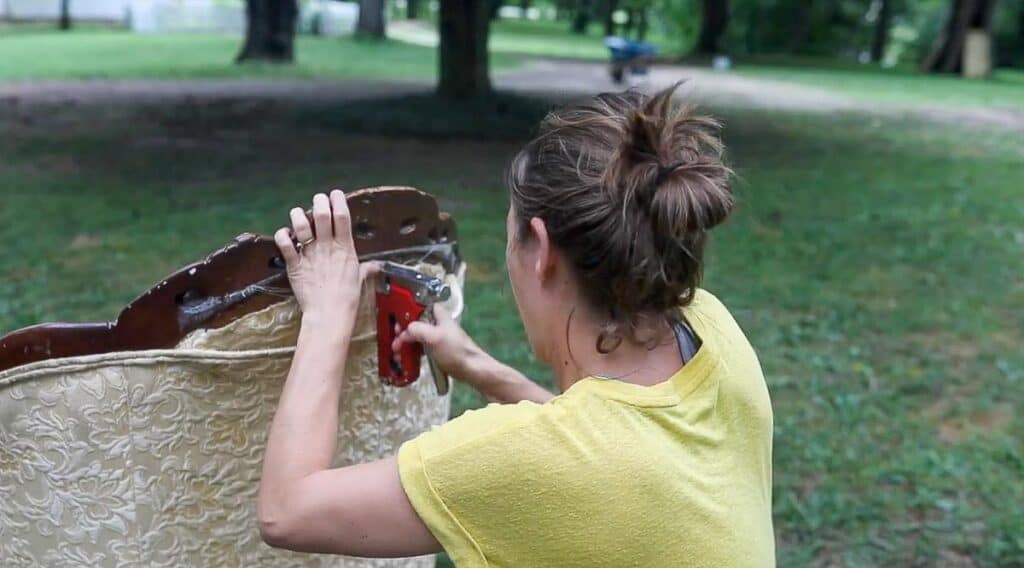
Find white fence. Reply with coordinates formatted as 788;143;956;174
130;0;244;33
1;0;360;37
3;0;128;22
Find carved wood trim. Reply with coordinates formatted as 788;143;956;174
0;186;460;374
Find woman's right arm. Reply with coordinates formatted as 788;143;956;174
392;306;554;404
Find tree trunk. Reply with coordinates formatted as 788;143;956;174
922;0;997;73
870;0;891;62
572;0;591;34
787;0;812;53
407;0;418;19
693;0;729;54
357;0;386;37
236;0;297;63
438;0;492;99
490;0;501;20
520;0;531;18
58;0;71;30
635;6;648;41
604;0;618;36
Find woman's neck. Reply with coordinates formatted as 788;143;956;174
552;309;684;393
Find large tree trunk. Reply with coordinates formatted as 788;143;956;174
922;0;997;73
604;0;619;36
572;0;592;34
870;0;891;62
438;0;492;99
693;0;729;54
407;0;418;19
58;0;71;30
787;0;813;53
236;0;297;63
357;0;386;37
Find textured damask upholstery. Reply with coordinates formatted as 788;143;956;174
0;264;463;567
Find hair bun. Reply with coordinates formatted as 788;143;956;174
607;85;734;237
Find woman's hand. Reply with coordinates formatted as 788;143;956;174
274;191;376;326
391;304;488;384
394;309;554;404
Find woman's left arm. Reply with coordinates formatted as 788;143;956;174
257;191;441;557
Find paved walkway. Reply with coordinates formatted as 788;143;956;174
1;59;1021;133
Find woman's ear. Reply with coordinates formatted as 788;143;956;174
528;217;554;281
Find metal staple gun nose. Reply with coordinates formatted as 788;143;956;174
375;261;451;395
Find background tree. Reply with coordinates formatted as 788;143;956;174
573;0;593;33
236;0;297;62
438;0;492;98
605;0;620;35
870;0;892;62
407;0;419;19
694;0;729;53
357;0;386;38
922;0;998;72
58;0;71;30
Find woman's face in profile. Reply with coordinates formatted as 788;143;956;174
505;205;551;364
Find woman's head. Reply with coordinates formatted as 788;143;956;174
505;84;733;363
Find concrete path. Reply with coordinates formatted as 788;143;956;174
1;58;1021;132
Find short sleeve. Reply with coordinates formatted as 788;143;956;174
397;401;549;567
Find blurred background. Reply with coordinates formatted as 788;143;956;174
1;0;1021;565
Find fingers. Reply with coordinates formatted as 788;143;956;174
360;261;382;282
311;193;332;239
289;207;313;243
274;227;299;266
329;189;352;244
392;321;440;353
288;190;351;248
431;303;453;324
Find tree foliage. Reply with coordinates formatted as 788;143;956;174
645;0;1022;67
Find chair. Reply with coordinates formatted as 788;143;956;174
0;186;464;567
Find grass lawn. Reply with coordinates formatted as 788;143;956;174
0;28;517;81
485;19;1024;109
489;17;675;60
2;92;1022;565
732;55;1024;109
4;22;1023;113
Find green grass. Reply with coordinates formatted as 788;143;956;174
1;94;1022;565
4;23;1023;113
0;18;662;82
732;55;1024;108
488;18;1024;109
0;28;518;81
489;18;673;60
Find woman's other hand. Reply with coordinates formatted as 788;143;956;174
274;190;377;325
391;304;487;384
394;307;554;404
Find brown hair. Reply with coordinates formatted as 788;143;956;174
507;84;733;351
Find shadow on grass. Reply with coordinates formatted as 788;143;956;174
294;92;555;140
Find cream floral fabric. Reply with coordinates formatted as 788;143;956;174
0;264;464;567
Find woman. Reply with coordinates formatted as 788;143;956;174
258;86;774;567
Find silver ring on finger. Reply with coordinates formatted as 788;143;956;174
296;237;315;253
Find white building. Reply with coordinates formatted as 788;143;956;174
0;0;359;37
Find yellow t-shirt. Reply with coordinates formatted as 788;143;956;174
398;290;774;567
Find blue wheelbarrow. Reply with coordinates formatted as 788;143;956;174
605;36;658;84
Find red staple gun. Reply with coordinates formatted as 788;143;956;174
375;262;451;395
